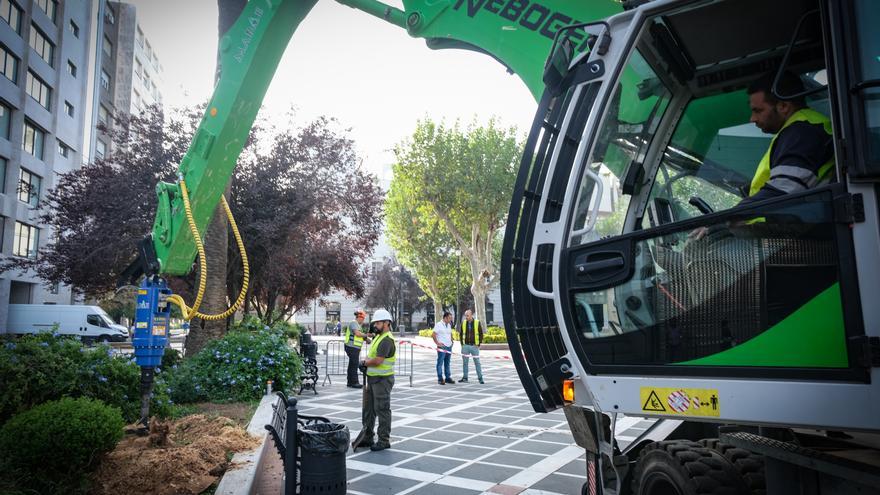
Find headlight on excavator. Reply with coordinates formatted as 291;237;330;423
563;379;575;403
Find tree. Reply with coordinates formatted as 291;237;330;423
6;107;382;338
385;176;460;321
0;105;191;296
392;118;521;326
229;116;383;324
364;259;424;326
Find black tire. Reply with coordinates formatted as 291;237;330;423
98;335;111;343
631;440;749;495
699;439;766;495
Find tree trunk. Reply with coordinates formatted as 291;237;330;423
185;0;246;356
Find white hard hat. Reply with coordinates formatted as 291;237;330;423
371;309;393;323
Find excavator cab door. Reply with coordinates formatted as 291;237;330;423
504;0;880;431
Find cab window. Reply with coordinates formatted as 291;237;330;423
87;314;109;328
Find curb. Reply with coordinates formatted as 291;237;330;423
215;393;276;495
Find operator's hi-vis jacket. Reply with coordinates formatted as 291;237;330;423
748;108;834;200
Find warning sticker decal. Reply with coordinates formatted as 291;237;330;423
640;387;720;417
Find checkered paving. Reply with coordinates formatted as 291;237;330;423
266;335;652;495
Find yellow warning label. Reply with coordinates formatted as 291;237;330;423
640;387;720;417
151;325;166;336
136;322;148;329
138;290;148;295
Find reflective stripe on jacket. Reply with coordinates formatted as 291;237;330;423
367;331;396;377
345;320;364;348
459;319;482;346
749;108;834;197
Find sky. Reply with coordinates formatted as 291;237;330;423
128;0;539;185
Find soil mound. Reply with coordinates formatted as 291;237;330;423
92;414;260;495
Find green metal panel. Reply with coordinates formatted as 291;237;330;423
674;283;849;368
152;0;318;275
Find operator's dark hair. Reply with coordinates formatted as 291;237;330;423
748;70;807;107
442;311;452;318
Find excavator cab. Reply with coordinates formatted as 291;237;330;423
503;0;880;491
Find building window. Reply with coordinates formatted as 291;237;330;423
0;101;9;138
105;5;115;24
57;140;68;158
0;44;17;82
34;0;55;22
26;70;51;109
49;282;59;294
66;60;76;77
136;27;144;47
13;221;38;258
22;120;44;160
100;69;110;91
29;24;54;67
135;59;142;78
1;0;21;33
102;35;112;58
98;104;109;125
18;168;40;206
63;100;73;117
68;19;79;38
0;157;6;192
95;139;106;159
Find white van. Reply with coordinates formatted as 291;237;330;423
6;304;129;343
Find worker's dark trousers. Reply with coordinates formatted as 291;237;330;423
362;375;394;446
345;345;361;386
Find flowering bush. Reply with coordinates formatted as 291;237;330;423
0;334;172;424
165;323;302;403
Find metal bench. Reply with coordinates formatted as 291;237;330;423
264;392;329;494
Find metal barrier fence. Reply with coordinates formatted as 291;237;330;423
322;339;413;387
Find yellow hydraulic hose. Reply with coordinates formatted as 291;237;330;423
166;179;249;321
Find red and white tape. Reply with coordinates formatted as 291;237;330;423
399;340;512;360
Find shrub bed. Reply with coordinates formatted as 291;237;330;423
0;397;124;494
0;334;171;424
417;325;508;343
165;320;302;404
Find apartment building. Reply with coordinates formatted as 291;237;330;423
0;0;94;326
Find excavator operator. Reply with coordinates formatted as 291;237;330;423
741;70;834;204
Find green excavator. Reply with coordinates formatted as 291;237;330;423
122;0;880;493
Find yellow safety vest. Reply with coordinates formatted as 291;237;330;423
366;331;396;377
749;108;834;197
459;319;482;346
344;320;364;348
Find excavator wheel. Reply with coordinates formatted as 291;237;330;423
699;439;766;495
631;440;750;495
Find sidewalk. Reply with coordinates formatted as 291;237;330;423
253;335;653;494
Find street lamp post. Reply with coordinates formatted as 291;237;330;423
455;254;461;324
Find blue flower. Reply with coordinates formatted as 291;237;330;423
39;342;49;347
98;376;108;383
4;342;14;350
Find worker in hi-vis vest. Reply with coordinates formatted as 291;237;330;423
358;308;396;451
741;70;834;205
344;309;370;388
459;309;485;384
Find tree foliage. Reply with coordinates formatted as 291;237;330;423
385;176;460;320
364;258;425;325
392;118;521;325
231;116;383;323
5;106;382;328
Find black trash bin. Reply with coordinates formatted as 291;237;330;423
298;423;350;494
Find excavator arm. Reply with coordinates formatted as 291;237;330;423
123;0;620;281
